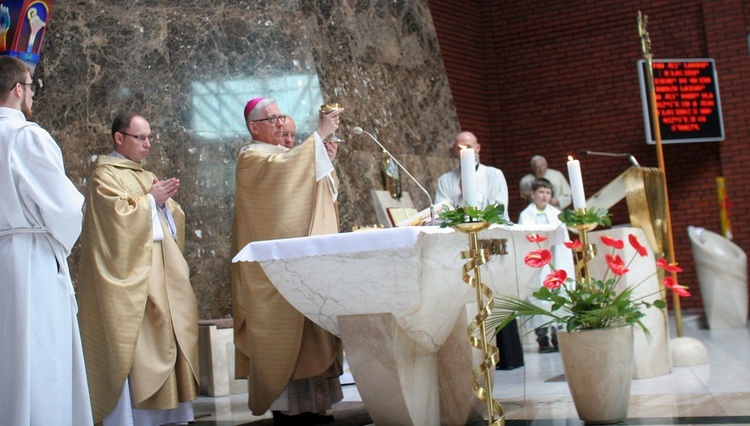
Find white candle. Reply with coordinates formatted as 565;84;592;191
567;156;586;210
460;148;477;207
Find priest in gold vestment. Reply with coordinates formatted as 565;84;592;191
232;98;344;424
77;112;199;425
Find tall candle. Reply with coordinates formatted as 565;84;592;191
567;156;586;210
460;148;477;207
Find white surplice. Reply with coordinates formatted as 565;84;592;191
518;202;575;328
0;107;93;425
435;163;510;220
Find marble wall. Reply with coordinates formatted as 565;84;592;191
35;0;460;319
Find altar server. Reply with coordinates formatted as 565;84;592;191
0;55;93;425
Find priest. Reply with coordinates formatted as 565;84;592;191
77;111;199;424
231;98;343;425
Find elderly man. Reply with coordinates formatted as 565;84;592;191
281;115;297;148
435;131;510;219
519;155;572;210
232;98;342;425
77;111;199;424
0;56;93;426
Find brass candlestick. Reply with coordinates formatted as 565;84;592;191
454;221;504;426
569;217;598;286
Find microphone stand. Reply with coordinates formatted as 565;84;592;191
353;127;435;225
580;150;640;167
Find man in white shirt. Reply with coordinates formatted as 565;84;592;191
435;131;520;369
435;131;510;220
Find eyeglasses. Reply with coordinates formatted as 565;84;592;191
118;131;152;143
17;82;36;94
252;115;287;125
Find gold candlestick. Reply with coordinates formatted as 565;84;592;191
569;217;598;286
454;221;504;426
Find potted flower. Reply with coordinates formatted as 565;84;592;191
489;208;690;425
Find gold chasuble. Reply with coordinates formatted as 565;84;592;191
77;155;199;423
232;137;343;415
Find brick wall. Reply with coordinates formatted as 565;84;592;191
430;0;750;312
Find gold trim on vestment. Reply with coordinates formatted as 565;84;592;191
231;137;343;415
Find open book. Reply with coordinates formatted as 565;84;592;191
395;201;453;227
386;207;419;226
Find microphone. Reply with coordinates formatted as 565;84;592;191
352;126;435;225
580;150;640;167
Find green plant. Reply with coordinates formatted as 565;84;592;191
558;207;612;228
488;229;690;335
437;203;513;228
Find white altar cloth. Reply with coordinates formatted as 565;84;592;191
233;224;566;353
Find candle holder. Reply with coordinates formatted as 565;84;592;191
559;207;611;287
453;221;504;426
569;219;598;285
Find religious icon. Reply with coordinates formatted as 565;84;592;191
0;0;55;74
381;150;402;198
25;5;45;53
0;5;11;52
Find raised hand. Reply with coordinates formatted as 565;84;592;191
149;177;180;208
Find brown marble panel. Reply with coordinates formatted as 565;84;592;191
34;0;458;319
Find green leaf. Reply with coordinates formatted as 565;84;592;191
557;207;611;227
438;203;514;228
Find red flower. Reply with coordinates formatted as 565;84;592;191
656;258;683;273
663;276;691;297
526;234;548;243
605;254;629;275
628;234;648;257
601;235;624;249
543;269;567;290
564;239;582;249
525;249;552;268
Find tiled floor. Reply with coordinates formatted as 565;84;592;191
193;312;750;425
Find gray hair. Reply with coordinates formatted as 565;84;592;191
246;98;278;122
530;155;547;168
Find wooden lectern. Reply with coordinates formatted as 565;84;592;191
586;166;667;258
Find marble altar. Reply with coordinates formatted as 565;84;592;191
234;224;567;425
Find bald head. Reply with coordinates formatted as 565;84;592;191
452;131;480;158
281;116;297;149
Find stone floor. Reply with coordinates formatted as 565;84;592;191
193;311;750;425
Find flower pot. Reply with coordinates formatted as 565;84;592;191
557;326;634;424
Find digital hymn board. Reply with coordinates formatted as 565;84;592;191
637;59;724;144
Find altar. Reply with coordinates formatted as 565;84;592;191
233;224;567;425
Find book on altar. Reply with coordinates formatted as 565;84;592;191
386;207;419;226
395;201;453;227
